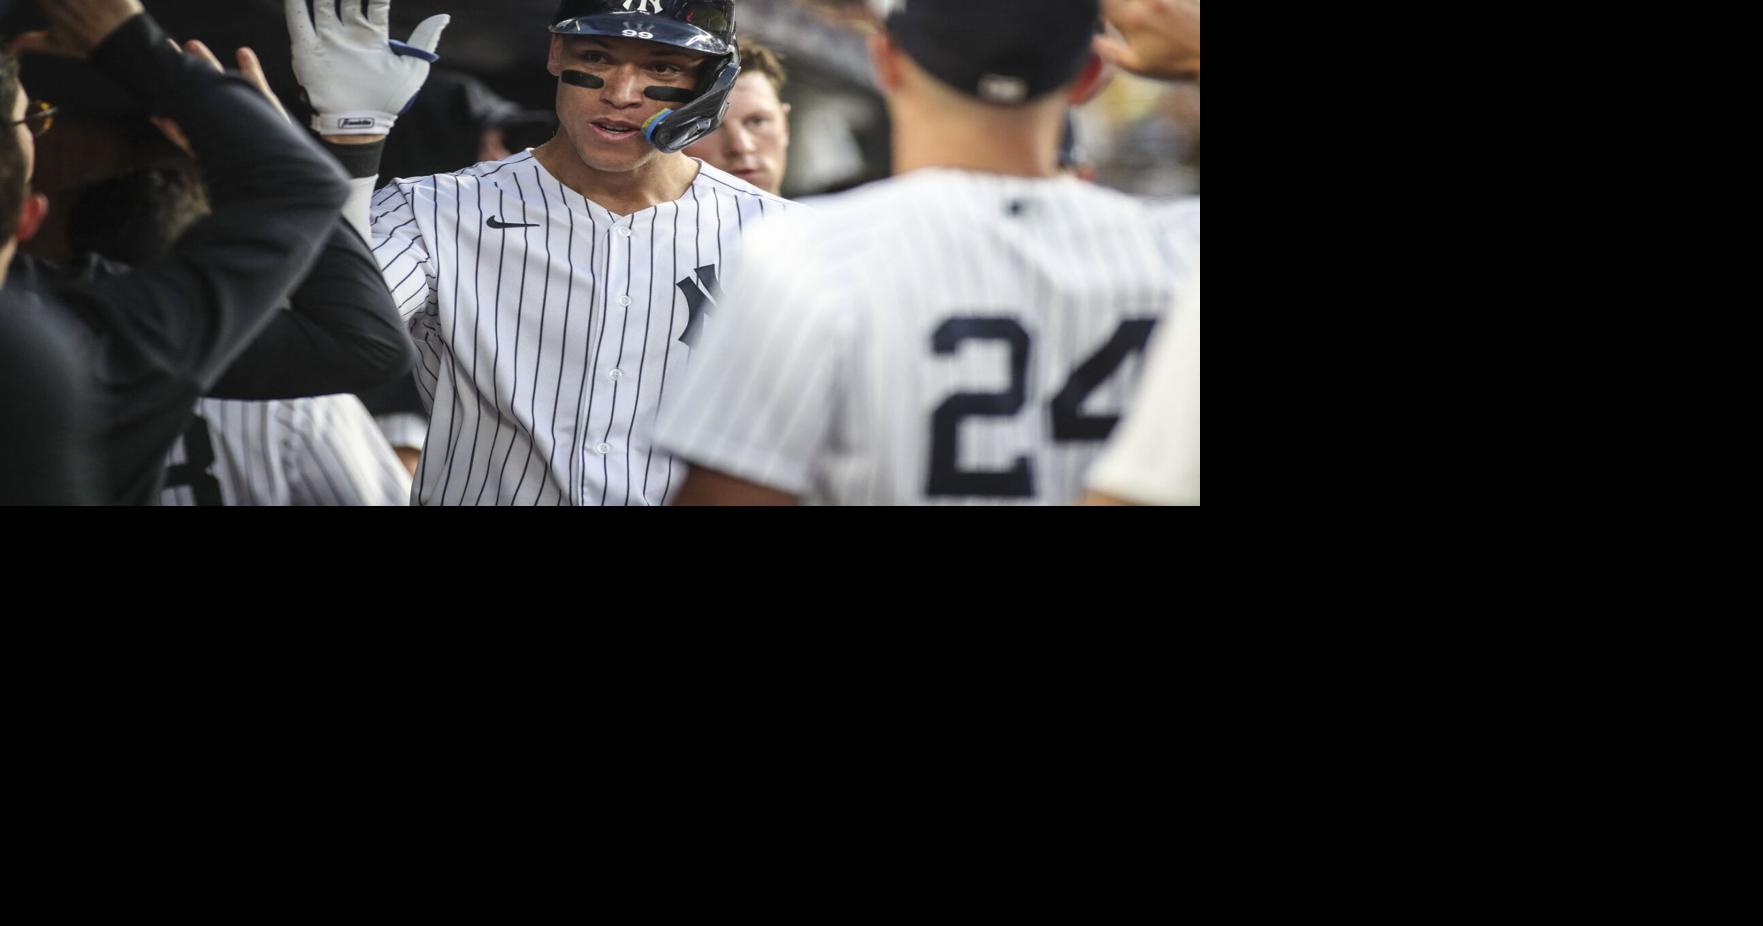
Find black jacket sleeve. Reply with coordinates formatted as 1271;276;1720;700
22;223;416;401
203;137;412;399
205;217;417;399
0;303;100;505
52;13;352;395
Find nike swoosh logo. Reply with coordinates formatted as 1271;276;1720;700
487;217;540;229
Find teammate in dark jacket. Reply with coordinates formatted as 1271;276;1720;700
0;0;402;503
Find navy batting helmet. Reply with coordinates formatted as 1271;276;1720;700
550;0;740;153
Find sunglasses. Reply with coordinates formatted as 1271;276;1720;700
8;100;57;138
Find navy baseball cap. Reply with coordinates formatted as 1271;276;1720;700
882;0;1099;105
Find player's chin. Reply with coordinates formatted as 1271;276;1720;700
574;141;652;173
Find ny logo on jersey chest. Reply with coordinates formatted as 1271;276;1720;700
675;265;721;347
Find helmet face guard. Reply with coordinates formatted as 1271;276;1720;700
551;1;740;152
640;45;740;153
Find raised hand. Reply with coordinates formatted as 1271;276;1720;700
284;0;451;140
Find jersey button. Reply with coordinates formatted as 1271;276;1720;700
608;369;624;381
594;443;612;456
618;295;632;306
617;226;632;238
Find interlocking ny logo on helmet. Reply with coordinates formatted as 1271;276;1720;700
624;0;663;13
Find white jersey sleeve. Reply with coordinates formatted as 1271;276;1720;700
653;216;847;496
280;396;414;506
1084;271;1199;505
160;395;412;506
370;181;436;324
374;411;429;451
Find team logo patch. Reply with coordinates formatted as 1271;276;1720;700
675;265;721;347
624;0;663;13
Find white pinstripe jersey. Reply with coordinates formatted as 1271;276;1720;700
1158;197;1201;264
159;396;411;506
655;170;1193;506
1088;267;1201;505
372;152;794;506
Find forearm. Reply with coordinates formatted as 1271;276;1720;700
206;218;416;400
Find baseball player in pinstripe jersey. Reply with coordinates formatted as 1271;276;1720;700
655;0;1190;505
160;396;411;506
287;0;792;506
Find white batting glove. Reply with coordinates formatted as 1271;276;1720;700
285;0;451;135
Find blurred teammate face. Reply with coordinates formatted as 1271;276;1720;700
11;90;33;181
2;89;40;271
548;35;707;175
683;72;790;194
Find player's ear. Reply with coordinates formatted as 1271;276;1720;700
16;193;48;244
868;31;903;92
779;101;791;142
547;35;565;78
1067;52;1109;105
